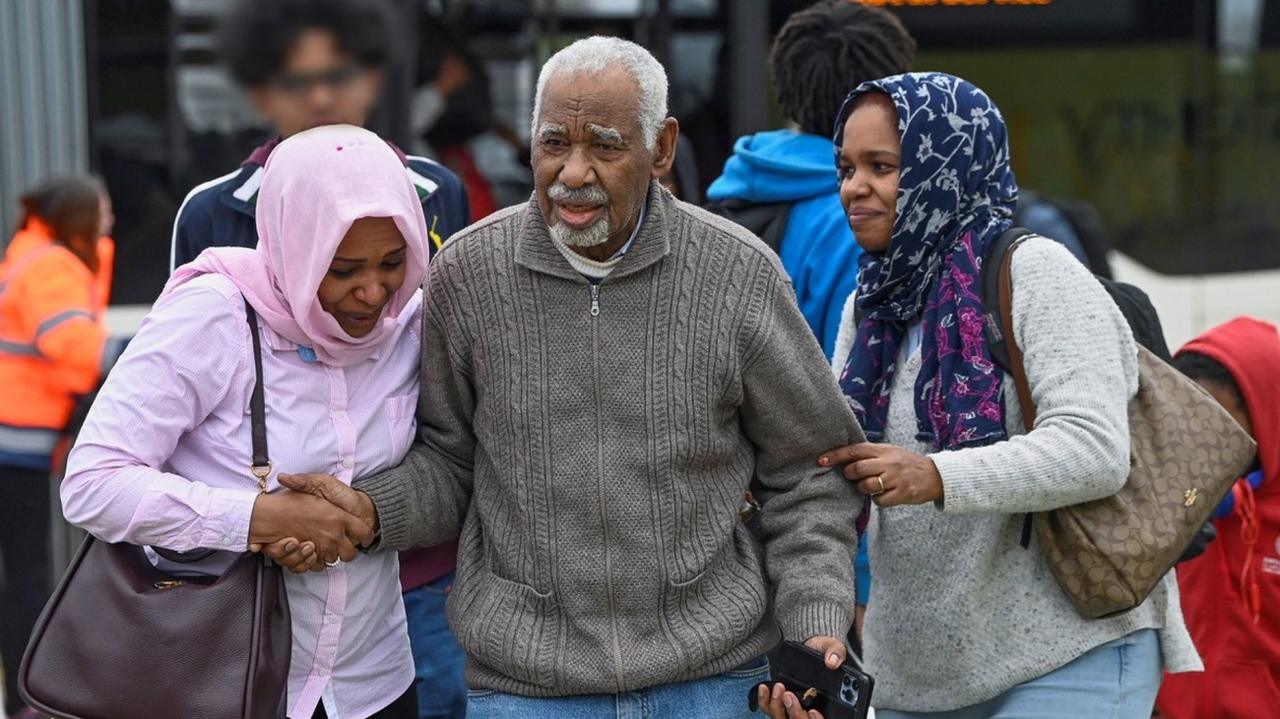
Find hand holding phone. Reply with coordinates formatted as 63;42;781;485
748;640;874;719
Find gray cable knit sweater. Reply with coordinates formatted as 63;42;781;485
357;183;865;697
831;237;1200;712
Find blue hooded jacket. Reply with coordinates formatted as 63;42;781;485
707;129;860;359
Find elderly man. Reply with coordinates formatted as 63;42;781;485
282;37;863;718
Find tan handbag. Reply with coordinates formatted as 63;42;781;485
994;237;1257;619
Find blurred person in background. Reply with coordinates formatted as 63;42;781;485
171;0;469;268
0;176;123;719
1013;190;1114;279
412;18;532;220
167;2;470;716
707;0;915;360
1157;317;1280;718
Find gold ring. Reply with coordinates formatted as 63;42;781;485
874;475;887;495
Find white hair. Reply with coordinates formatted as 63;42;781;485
531;36;669;150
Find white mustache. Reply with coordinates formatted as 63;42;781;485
549;182;608;206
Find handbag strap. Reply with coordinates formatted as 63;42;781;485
151;300;270;565
993;236;1040;549
995;235;1037;432
244;300;272;492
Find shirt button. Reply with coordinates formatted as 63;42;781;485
341;456;353;469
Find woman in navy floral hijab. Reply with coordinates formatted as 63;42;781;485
837;72;1017;452
817;73;1191;719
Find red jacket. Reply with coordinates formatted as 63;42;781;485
1158;317;1280;718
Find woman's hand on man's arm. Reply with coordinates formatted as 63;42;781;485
819;442;944;507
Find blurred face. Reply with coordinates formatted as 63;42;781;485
249;29;382;138
318;217;407;338
531;68;677;257
1195;378;1254;438
838;93;901;254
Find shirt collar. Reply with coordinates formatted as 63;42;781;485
613;199;647;259
516;182;672;283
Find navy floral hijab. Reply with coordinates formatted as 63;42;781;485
836;72;1019;451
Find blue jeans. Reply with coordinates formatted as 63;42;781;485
876;629;1162;719
403;572;468;719
465;657;771;718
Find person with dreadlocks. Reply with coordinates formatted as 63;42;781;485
706;0;914;359
818;73;1200;717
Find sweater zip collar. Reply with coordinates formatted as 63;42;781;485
515;181;672;283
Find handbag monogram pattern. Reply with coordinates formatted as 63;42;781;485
996;239;1258;619
1032;347;1258;618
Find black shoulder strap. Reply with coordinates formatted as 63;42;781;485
704;198;792;254
244;300;272;490
981;227;1039;550
756;205;792;254
982;226;1037;375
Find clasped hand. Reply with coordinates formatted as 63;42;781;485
247;473;378;573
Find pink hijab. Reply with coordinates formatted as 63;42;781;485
164;125;429;367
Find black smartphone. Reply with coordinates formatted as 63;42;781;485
746;641;874;719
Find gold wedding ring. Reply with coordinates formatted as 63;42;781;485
872;475;887;496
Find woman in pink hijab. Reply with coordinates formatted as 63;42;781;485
62;125;430;718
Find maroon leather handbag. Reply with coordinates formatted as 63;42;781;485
19;302;292;718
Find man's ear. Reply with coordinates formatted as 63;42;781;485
650;118;680;178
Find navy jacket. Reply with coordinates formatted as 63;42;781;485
170;138;470;271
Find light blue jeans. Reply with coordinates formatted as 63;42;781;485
465;657;770;718
876;629;1162;719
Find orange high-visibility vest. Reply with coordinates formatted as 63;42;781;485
0;219;114;461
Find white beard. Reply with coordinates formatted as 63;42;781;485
550;216;611;248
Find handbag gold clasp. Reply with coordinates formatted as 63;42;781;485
801;687;819;706
153;580;184;590
1184;488;1199;507
251;462;274;493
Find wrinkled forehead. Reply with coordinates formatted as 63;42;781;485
537;68;644;139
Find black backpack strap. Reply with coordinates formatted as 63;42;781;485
982;226;1036;375
981;227;1038;549
1098;279;1173;363
703;198;792;254
756;205;792;254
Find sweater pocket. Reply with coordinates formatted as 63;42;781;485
449;563;560;689
663;530;769;675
